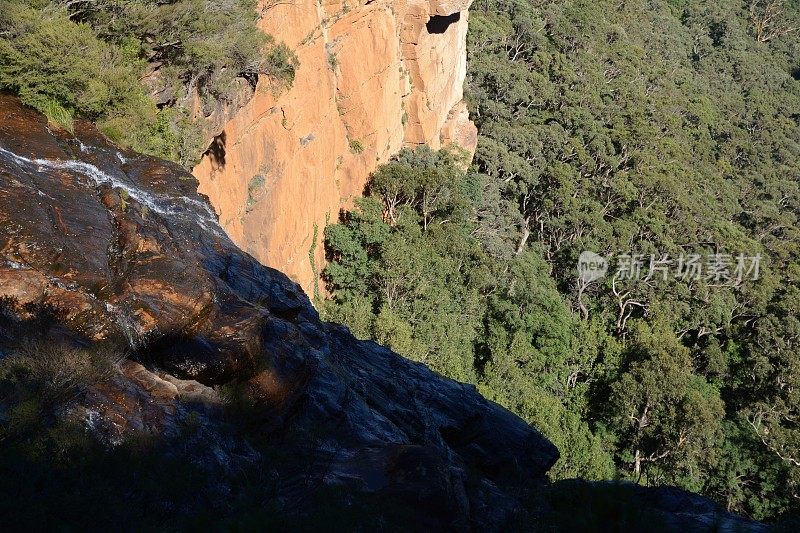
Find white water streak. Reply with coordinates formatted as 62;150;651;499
0;145;222;234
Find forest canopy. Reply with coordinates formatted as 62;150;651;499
321;0;800;522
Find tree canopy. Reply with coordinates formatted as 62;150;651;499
322;0;800;522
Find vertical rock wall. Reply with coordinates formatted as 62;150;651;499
192;0;477;294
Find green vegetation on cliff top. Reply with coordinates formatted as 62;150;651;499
0;0;297;167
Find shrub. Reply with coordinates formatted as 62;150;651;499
0;0;298;167
246;174;267;212
327;50;339;70
349;139;364;154
0;341;120;414
264;42;299;87
0;3;149;119
248;174;266;193
39;97;74;133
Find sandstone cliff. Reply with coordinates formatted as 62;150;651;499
192;0;478;293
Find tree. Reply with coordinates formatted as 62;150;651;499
750;1;799;42
607;321;725;490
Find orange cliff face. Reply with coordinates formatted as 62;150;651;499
192;0;477;295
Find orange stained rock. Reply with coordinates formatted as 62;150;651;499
193;0;477;294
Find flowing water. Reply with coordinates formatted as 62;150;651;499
0;145;222;235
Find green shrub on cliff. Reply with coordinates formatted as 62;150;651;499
67;0;292;92
0;3;150;128
0;0;297;167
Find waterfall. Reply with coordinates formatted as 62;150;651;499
0;145;222;235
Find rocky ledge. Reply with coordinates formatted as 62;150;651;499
0;95;766;531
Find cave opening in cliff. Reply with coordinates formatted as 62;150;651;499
205;131;226;169
426;12;461;34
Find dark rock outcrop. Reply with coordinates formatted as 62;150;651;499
0;94;556;528
542;480;770;532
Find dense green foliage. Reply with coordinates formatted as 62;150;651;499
322;0;800;522
0;0;296;166
322;147;616;480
